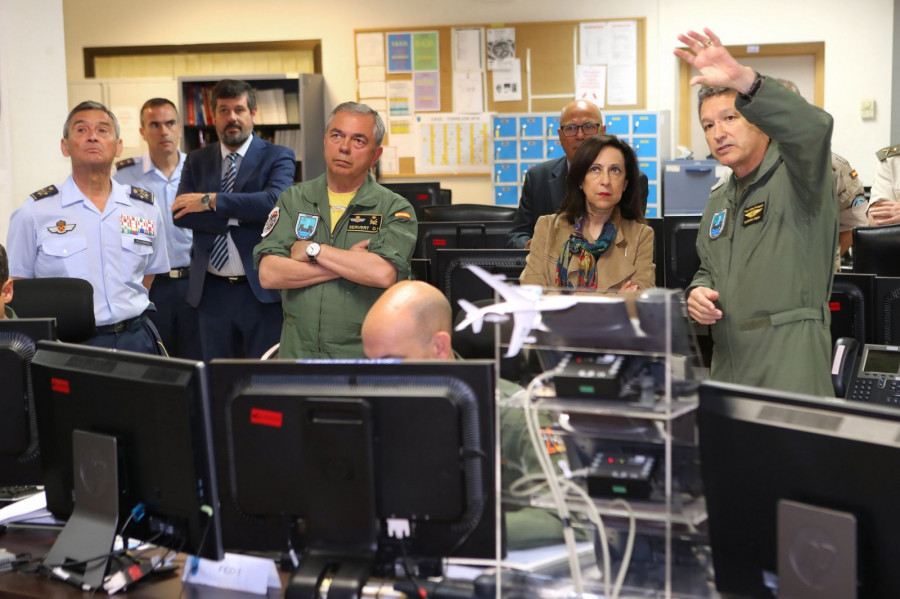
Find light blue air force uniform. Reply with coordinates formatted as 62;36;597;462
7;175;170;327
113;152;191;269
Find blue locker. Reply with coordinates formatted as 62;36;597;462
493;117;516;138
494;140;517;161
495;185;519;205
494;163;518;183
520;140;545;160
520;116;544;137
632;114;657;135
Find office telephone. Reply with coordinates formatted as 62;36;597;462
832;338;900;406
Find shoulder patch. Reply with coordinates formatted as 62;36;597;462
876;145;900;162
30;185;59;201
115;157;137;169
393;211;411;220
129;186;154;204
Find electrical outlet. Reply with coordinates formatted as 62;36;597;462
861;98;876;120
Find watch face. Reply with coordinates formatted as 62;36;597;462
306;243;320;259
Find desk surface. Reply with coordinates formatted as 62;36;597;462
0;527;286;598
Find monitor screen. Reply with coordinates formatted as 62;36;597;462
380;181;445;221
663;215;701;290
698;380;900;597
0;318;56;486
434;248;528;320
414;221;515;266
30;341;222;589
208;359;497;595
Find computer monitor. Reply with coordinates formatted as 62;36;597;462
0;318;56;487
853;224;900;276
873;276;900;345
381;181;446;221
414;221;515;266
30;342;223;591
698;380;900;597
434;248;528;319
663;215;701;290
207;359;497;597
829;272;874;346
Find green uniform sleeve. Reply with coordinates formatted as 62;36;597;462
366;194;418;281
253;189;298;268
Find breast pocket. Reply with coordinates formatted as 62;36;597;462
121;234;154;274
38;235;89;278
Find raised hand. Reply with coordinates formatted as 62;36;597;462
673;28;756;92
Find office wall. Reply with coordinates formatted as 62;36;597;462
0;0;70;244
57;0;897;201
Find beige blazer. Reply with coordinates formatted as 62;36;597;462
520;209;655;290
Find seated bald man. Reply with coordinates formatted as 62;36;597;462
362;280;585;550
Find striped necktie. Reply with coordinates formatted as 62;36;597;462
210;152;238;270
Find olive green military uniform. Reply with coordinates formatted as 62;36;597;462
3;305;16;319
253;173;417;359
689;77;838;396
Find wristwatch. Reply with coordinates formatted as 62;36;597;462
306;242;321;263
200;193;213;211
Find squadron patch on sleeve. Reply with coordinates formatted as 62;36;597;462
347;214;383;233
709;208;727;239
30;185;59;201
261;207;280;237
129;186;154;205
295;213;319;240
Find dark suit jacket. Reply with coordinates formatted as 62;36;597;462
506;156;650;249
174;135;295;306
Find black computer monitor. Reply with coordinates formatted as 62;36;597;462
434;248;528;319
830;272;875;346
30;342;223;590
853;224;900;276
207;359;497;597
663;215;701;290
0;318;56;487
414;221;515;266
698;380;900;597
873;276;900;345
381;181;445;221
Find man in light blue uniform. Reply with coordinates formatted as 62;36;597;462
7;101;170;354
114;98;201;359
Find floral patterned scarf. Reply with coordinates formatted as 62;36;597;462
554;215;616;289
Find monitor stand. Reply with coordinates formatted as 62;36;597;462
42;430;155;593
777;499;857;599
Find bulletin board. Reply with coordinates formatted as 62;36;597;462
354;18;646;178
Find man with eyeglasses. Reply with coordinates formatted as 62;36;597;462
506;99;649;249
254;102;417;359
114;98;201;359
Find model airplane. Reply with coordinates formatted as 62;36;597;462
455;265;579;357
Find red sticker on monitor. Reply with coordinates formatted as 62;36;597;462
51;378;70;394
432;238;447;246
829;302;841;312
250;408;283;428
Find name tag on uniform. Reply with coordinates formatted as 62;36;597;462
133;238;152;247
347;214;383;233
742;202;766;226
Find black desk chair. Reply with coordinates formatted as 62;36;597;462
420;203;518;222
8;277;95;343
853;224;900;276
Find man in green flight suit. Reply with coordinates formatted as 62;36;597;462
675;28;838;396
254;102;417;359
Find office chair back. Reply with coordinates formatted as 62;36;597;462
853;224;900;276
7;277;95;342
420;203;518;222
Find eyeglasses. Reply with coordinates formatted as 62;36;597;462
559;122;601;137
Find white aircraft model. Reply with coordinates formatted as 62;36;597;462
454;265;579;357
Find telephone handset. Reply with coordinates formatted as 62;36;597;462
832;338;900;405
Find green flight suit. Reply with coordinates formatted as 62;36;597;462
689;77;838;396
253;174;417;359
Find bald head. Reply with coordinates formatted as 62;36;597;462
362;280;454;360
558;99;605;163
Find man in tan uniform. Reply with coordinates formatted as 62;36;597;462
868;144;900;226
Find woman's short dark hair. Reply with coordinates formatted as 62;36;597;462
558;134;645;224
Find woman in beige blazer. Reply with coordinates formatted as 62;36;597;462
520;134;655;291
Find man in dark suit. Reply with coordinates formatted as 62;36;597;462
506;100;648;249
172;79;295;360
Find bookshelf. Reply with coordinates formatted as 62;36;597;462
177;73;325;182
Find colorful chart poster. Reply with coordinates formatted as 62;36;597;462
414;71;440;112
413;32;439;71
386;33;412;73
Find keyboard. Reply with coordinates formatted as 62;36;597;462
0;485;42;501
